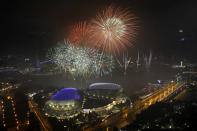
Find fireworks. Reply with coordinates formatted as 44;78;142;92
90;5;138;54
116;52;132;74
68;21;92;46
46;41;115;78
46;4;139;79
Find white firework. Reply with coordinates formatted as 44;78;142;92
46;41;115;78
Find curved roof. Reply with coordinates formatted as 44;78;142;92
88;83;121;90
51;88;80;101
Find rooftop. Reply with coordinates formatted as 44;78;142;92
88;83;121;90
51;88;80;101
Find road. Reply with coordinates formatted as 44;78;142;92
28;98;52;131
84;81;186;131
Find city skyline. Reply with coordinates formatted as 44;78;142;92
1;0;197;130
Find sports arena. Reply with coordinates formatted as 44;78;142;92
43;83;130;121
44;88;81;119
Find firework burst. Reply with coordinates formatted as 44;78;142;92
68;21;92;46
91;5;138;55
46;41;115;78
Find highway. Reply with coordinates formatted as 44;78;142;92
84;81;186;131
28;98;52;131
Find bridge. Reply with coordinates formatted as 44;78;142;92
0;67;18;72
84;81;186;131
133;81;185;114
183;71;197;74
115;81;186;129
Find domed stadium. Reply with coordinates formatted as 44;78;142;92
82;83;129;116
44;88;81;119
86;83;123;99
88;83;121;90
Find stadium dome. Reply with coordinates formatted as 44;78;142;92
44;88;81;119
51;88;80;101
87;83;123;99
88;83;121;90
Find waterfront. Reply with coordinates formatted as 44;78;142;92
0;63;184;130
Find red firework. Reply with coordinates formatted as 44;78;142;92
90;5;138;55
68;21;92;46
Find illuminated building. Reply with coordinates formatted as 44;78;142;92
44;88;81;119
87;83;123;98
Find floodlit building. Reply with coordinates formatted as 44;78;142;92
87;83;123;98
44;88;81;119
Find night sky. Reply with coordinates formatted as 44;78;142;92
1;0;197;60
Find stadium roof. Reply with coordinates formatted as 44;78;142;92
88;83;121;90
51;88;80;101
